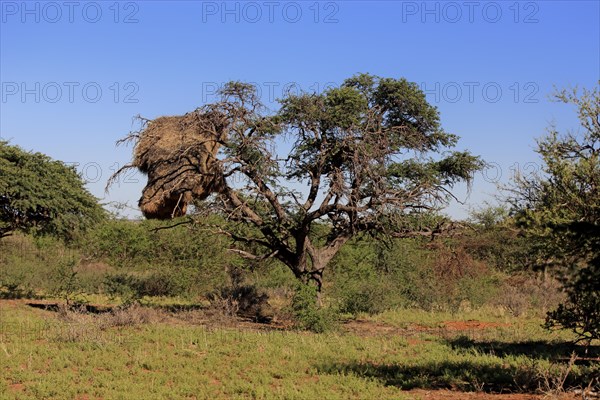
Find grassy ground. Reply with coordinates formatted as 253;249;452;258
1;299;597;400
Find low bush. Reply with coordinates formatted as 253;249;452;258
99;304;161;328
207;267;272;322
103;269;194;303
335;278;393;316
290;283;337;333
493;275;564;317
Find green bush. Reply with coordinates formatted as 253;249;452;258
545;290;600;343
329;236;508;314
290;283;337;333
334;273;397;316
103;269;195;303
82;218;233;297
49;258;87;305
0;234;83;298
103;273;140;303
454;273;502;311
330;238;404;314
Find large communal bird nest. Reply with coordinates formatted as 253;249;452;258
120;110;228;219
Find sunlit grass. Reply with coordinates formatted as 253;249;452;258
1;301;597;399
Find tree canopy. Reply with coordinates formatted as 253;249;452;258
510;84;600;342
0;141;105;241
119;73;484;291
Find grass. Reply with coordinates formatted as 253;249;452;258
1;300;598;399
370;306;581;342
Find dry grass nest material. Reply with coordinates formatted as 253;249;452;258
132;110;228;219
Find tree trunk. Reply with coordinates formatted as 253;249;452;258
286;234;350;306
309;270;324;307
292;262;325;307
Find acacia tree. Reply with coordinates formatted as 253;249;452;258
122;74;483;291
0;141;105;241
509;85;600;342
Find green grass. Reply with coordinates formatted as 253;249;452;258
1;301;598;399
371;306;579;341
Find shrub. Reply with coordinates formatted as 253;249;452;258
545;291;600;344
103;273;141;303
0;281;36;299
330;238;407;314
103;269;194;303
290;283;337;333
207;267;272;322
335;278;392;316
49;258;87;305
0;233;86;298
493;275;564;317
456;274;502;311
82;218;232;297
99;304;160;328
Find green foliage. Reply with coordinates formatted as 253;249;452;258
469;204;509;229
175;74;485;292
1;218;549;319
456;273;502;310
329;240;397;315
102;273;141;303
82;217;232;296
49;258;86;305
83;219;154;266
279;73;483;198
249;260;297;290
545;291;600;343
0;141;105;241
290;283;337;333
0;233;81;298
103;269;194;303
2;299;597;399
336;281;390;316
461;205;533;273
511;84;600;341
330;236;505;315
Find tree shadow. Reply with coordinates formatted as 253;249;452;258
316;339;600;393
447;335;600;361
0;284;37;300
318;360;535;393
25;301;207;314
26;302;114;314
317;359;600;393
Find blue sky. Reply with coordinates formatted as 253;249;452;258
1;0;599;219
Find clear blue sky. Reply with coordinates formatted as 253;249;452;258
1;0;599;219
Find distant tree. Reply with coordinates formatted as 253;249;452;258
509;85;600;342
463;204;533;273
469;204;509;230
118;74;483;293
0;141;105;241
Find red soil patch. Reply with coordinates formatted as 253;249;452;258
0;299;21;309
442;321;510;331
8;383;25;392
300;375;320;383
343;319;399;336
343;319;511;338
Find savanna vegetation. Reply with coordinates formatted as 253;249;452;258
1;81;598;399
0;140;105;241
